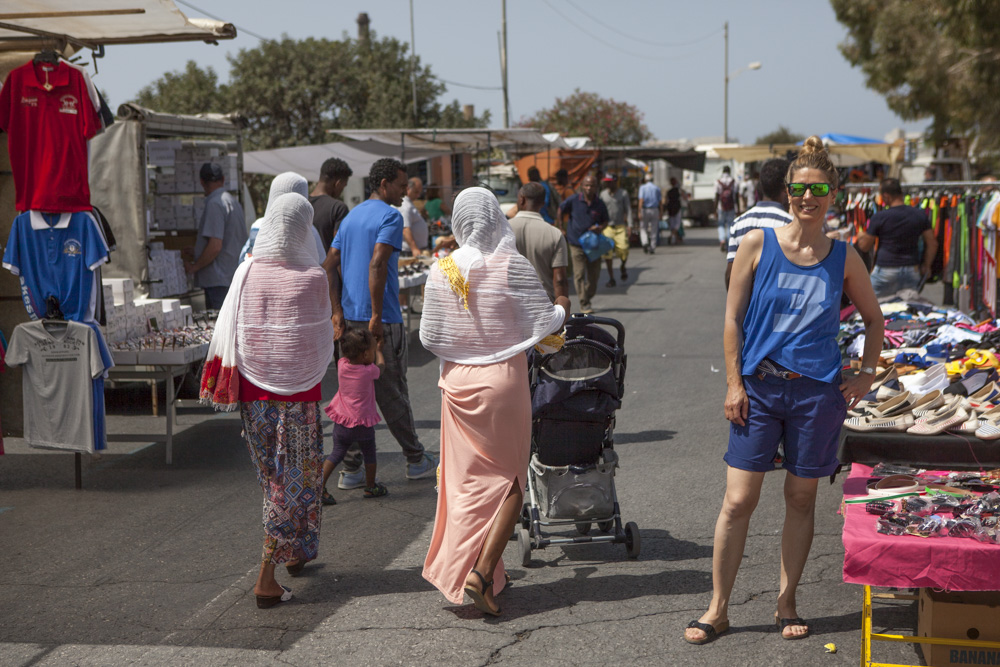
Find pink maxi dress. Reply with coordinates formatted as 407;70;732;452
422;354;531;603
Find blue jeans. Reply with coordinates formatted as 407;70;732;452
870;265;921;298
717;208;736;243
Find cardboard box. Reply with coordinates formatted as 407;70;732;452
103;278;134;306
919;588;1000;667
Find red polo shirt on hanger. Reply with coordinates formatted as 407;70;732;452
0;60;102;213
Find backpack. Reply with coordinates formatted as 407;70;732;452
718;179;735;211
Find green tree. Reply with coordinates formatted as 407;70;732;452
133;60;226;116
755;125;804;145
518;89;652;145
832;0;1000;154
130;31;490;152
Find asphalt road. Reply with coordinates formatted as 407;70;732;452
0;226;927;666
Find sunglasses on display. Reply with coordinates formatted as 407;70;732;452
787;183;831;197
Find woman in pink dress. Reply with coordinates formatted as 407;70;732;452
420;186;570;616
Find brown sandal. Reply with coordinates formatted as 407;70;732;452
463;569;501;616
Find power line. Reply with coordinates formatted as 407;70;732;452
562;0;722;48
173;0;270;42
539;0;648;59
432;75;503;91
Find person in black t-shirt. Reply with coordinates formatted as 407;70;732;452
855;177;938;297
310;157;353;250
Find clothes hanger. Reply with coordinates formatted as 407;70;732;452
42;296;68;333
33;49;60;65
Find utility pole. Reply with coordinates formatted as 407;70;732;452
501;0;510;128
409;0;418;125
723;21;729;143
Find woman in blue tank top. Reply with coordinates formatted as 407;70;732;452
685;137;884;645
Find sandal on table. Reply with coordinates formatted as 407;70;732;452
684;619;729;645
775;614;810;640
464;568;501;616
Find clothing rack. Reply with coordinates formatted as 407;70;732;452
845;181;993;190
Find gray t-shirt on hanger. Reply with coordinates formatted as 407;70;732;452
6;320;105;453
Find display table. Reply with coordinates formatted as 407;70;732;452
839;429;1000;469
399;270;427;334
842;464;1000;666
106;357;205;466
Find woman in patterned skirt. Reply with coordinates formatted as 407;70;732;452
201;190;334;608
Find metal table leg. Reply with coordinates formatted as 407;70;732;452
165;370;174;465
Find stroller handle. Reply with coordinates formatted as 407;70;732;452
567;313;626;349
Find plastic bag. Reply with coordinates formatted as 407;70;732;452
579;230;615;262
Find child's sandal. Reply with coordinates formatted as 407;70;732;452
363;482;389;498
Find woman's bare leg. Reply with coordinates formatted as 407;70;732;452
465;482;522;612
776;472;818;638
254;561;284;597
684;466;766;642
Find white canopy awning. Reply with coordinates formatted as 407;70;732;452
0;1;236;51
329;128;568;151
712;142;904;167
243;140;448;179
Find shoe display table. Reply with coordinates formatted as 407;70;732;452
841;464;1000;666
839;428;1000;469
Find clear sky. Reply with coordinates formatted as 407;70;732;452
88;0;928;144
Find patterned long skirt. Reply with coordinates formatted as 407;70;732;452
240;400;324;565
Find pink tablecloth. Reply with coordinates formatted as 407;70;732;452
842;463;1000;591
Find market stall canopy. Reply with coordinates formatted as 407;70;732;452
597;146;706;173
243;140;447;179
712;142;904;167
0;1;236;51
329;128;568;151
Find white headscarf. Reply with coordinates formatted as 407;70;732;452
419;187;565;365
201;193;334;408
250;172;326;264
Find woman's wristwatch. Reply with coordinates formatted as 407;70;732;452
860;366;876;376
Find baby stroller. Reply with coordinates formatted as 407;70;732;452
516;314;640;565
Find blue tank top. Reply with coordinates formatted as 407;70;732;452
741;228;846;383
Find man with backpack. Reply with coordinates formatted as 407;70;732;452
527;166;560;224
715;165;738;252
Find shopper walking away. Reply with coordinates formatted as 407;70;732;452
715;165;738;252
559;174;609;314
310;157;352;250
740;170;761;212
855;177;938;297
240;172;326;264
600;173;632;287
684;137;884;644
200;192;334;608
319;328;388;504
665;178;684;245
186;162;247;310
637;173;662;254
509;182;570;302
421;186;570;616
725;158;792;288
325;158;436;489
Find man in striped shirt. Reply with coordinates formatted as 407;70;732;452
725;157;792;288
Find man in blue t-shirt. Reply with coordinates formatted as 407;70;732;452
325;158;435;489
856;177;938;297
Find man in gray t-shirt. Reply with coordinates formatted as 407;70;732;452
7;320;105;453
186;162;247;309
508;182;569;303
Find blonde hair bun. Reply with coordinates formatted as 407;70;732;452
800;135;826;155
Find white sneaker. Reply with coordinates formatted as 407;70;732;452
337;468;366;490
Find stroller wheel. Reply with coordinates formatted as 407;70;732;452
597;520;614;533
575;522;592;536
625;522;641;559
516;526;532;567
520;504;531;531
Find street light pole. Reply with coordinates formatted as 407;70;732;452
409;0;418;124
501;0;510;128
723;21;729;143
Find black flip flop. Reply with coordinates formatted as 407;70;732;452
776;616;810;640
463;568;501;616
684;619;729;645
255;584;292;609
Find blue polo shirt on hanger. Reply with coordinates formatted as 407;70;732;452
3;210;113;450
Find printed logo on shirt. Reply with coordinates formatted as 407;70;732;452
58;94;79;115
772;272;827;334
20;96;39;107
62;239;82;257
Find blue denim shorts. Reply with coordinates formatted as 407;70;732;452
726;371;846;478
